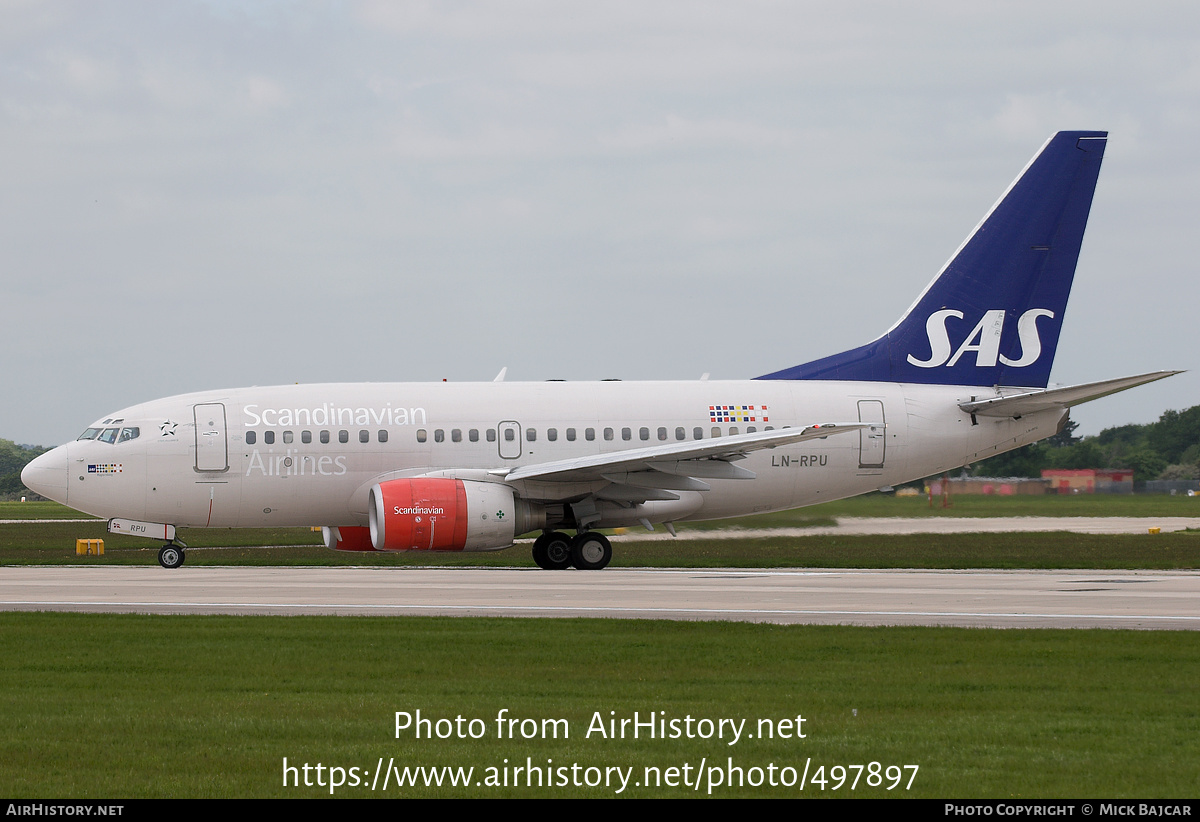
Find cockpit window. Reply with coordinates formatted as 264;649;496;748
98;428;120;444
118;427;140;443
77;428;102;441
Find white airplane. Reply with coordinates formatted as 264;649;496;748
23;130;1178;571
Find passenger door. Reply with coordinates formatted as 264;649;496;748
497;420;521;459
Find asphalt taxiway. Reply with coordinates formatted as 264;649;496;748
1;566;1196;629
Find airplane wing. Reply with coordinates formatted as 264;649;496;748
501;423;868;487
958;371;1182;418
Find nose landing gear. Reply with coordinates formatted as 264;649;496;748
158;542;186;569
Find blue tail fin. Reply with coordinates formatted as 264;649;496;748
757;131;1107;388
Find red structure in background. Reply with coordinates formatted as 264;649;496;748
1041;468;1134;494
928;475;952;508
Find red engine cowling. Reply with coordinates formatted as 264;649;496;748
368;478;519;552
322;526;378;552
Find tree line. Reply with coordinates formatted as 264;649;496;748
1;439;48;499
972;405;1200;483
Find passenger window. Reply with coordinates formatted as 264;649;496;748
264;431;276;445
452;429;462;443
339;430;349;443
359;430;369;443
566;428;576;442
320;430;330;444
693;427;703;440
487;429;497;442
604;428;614;441
729;427;739;436
378;430;388;443
765;426;774;431
586;428;595;441
283;431;294;444
469;429;479;442
622;428;632;441
503;428;514;442
246;431;257;445
711;427;721;438
639;427;649;441
547;428;557;442
301;430;312;444
526;428;536;442
434;429;445;443
99;428;119;444
675;427;685;441
416;429;427;443
657;427;667;441
747;426;756;433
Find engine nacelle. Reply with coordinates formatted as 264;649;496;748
368;478;528;552
322;525;378;552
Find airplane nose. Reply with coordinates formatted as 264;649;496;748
21;445;70;505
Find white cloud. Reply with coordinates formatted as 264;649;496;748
242;74;288;110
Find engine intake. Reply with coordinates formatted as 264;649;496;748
368;478;537;552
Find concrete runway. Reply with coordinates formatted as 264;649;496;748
1;566;1197;629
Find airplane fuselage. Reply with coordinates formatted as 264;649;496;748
50;379;1063;533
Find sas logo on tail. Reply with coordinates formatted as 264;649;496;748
907;308;1054;369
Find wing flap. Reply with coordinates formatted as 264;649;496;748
601;471;712;492
646;460;757;480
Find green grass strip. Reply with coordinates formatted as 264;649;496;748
5;496;1200;569
0;613;1196;798
3;522;1199;568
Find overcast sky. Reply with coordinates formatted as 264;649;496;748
3;1;1198;447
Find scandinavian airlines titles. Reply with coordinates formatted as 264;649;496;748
246;449;348;477
243;403;427;428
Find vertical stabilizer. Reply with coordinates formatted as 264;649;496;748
758;131;1107;388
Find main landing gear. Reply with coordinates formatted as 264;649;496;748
158;543;186;569
531;530;612;571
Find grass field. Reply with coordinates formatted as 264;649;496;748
1;613;1197;798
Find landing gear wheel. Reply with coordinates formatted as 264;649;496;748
158;544;185;569
570;532;612;570
532;533;551;569
534;531;573;570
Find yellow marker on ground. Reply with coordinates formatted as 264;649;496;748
75;538;104;556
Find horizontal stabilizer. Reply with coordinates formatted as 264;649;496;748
504;423;867;484
958;371;1183;418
